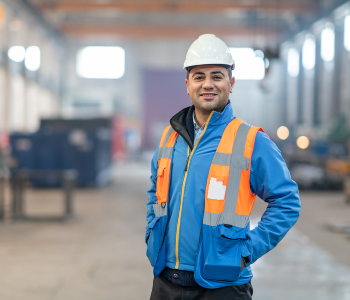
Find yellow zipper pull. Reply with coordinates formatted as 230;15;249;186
184;155;190;172
184;145;190;172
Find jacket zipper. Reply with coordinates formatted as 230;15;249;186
174;111;214;269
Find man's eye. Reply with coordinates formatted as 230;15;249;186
195;76;204;80
214;76;222;80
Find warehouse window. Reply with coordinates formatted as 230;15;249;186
345;15;350;51
302;35;315;70
229;48;265;80
8;46;25;62
76;46;125;79
25;46;41;71
288;48;299;77
321;26;334;62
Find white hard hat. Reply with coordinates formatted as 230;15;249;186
183;34;235;70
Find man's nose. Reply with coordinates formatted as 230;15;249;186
202;78;214;89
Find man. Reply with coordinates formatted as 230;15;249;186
146;34;300;300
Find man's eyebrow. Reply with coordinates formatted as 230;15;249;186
211;71;225;76
192;72;205;78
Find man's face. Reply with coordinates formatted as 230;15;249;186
185;65;235;114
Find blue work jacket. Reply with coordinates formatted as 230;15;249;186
146;102;300;288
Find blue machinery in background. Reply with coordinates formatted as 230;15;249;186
10;118;113;188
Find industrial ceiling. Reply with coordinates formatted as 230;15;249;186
20;0;348;43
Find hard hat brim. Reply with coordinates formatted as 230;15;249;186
184;62;235;72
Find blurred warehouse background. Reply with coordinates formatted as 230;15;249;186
0;0;350;299
0;0;350;189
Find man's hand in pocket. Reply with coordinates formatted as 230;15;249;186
241;257;246;270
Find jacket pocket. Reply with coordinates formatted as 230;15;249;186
155;161;167;203
202;228;242;282
146;217;162;267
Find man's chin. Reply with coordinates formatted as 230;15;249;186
199;102;219;112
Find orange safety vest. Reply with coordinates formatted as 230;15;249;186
155;118;262;227
204;118;261;228
154;125;178;217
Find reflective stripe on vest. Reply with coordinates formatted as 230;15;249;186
203;118;262;228
154;125;178;217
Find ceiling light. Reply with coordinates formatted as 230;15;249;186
345;15;350;51
302;35;316;70
230;48;265;80
321;26;335;62
76;46;125;79
8;46;25;62
25;46;41;71
277;126;289;140
288;48;299;77
296;136;310;149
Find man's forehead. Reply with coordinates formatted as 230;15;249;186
189;65;227;74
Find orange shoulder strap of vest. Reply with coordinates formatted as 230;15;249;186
156;125;178;205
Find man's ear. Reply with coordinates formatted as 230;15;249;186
230;77;235;93
185;79;189;95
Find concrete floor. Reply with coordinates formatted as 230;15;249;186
0;160;349;299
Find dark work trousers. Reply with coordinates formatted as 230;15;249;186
150;268;253;300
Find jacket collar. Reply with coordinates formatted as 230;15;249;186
206;100;234;127
170;100;235;150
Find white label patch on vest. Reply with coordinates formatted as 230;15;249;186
207;178;227;200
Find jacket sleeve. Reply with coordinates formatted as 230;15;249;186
145;146;160;243
241;131;301;266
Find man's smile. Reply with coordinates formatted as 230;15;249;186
200;93;218;100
